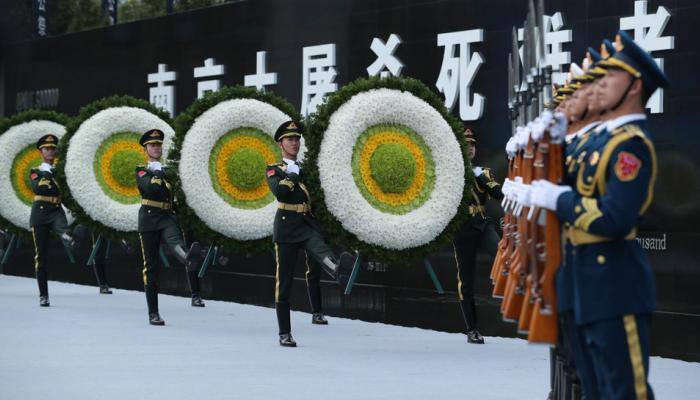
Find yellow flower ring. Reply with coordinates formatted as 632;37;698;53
209;128;280;209
93;132;146;204
0;116;69;233
61;102;174;234
11;145;43;206
352;124;435;214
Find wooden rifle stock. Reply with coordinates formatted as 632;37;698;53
528;138;563;345
501;138;535;322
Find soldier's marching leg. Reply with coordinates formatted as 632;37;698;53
51;211;76;250
304;229;352;282
583;315;654;400
275;242;299;347
452;231;483;344
139;232;164;325
304;251;327;325
91;233;112;294
31;225;51;306
561;311;598;400
162;223;204;306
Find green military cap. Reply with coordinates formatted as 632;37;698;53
36;134;59;149
274;120;302;142
140;129;164;146
464;127;476;143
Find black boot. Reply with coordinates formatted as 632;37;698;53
99;286;113;294
187;270;204;307
312;313;328;325
61;233;76;251
466;329;485;344
276;302;292;335
279;333;297;347
149;312;165;326
39;296;50;307
319;256;339;282
145;284;159;315
191;295;205;307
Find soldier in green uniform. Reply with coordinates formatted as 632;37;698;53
29;134;77;307
265;120;351;347
452;128;503;344
135;129;203;326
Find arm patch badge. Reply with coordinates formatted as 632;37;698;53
614;151;641;182
137;170;147;177
30;172;38;180
267;169;276;177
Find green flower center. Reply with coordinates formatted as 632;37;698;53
110;150;143;187
228;148;266;190
369;143;416;193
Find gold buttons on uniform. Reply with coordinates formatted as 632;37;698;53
597;255;606;264
587;176;593;183
282;216;286;220
575;205;582;213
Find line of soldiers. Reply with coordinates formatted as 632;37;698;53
528;30;667;399
25;119;502;348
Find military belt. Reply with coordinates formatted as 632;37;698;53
564;226;636;246
278;202;311;213
34;195;61;204
141;199;172;210
468;205;486;216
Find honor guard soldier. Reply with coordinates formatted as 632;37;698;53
136;129;203;326
29;134;78;307
265;120;351;347
532;31;668;399
453;128;503;344
552;48;612;400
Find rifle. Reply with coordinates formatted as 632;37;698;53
527;0;561;345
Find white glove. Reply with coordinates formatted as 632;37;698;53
531;117;546;141
530;179;572;211
286;163;300;175
505;137;517;159
147;161;162;171
472;166;484;177
539;110;554;127
550;112;568;142
515;181;532;208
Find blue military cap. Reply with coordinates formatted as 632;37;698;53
587;47;602;63
598;30;671;93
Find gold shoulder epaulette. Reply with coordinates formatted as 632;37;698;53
612;123;645;138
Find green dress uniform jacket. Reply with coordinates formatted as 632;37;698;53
135;165;177;232
265;162;318;243
29;168;66;227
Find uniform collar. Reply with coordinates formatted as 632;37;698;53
283;158;299;166
605;113;647;132
575;121;602;138
39;162;54;172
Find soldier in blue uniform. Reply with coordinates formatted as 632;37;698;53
553;44;616;400
265;121;351;347
29;134;78;307
532;31;668;399
136;129;203;326
453;127;502;344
